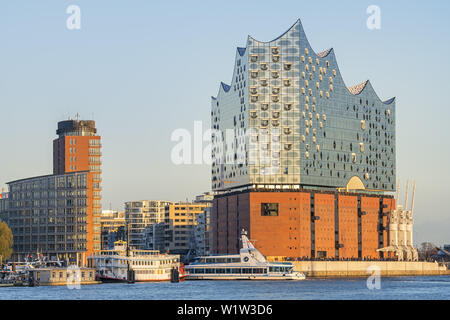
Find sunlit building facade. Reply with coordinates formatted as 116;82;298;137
211;19;395;192
211;20;397;260
4;171;94;263
0;118;102;264
164;202;211;257
125;200;172;249
100;210;125;249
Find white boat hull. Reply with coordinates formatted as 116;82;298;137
187;273;305;281
185;230;306;281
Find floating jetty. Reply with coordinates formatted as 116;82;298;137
1;268;100;286
27;268;100;286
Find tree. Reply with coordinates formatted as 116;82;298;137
418;242;436;261
0;222;13;263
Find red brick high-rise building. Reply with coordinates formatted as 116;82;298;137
53;119;102;256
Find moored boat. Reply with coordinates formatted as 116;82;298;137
185;230;305;281
88;241;185;283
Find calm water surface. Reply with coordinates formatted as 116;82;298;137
1;276;449;300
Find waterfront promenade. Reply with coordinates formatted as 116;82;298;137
293;261;450;278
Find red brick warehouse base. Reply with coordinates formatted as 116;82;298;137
211;189;395;260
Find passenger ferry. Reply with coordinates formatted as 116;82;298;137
88;241;185;282
185;230;305;281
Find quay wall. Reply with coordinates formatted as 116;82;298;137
292;261;450;278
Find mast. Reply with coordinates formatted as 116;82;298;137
410;181;416;214
126;220;130;258
126;219;133;283
404;179;409;210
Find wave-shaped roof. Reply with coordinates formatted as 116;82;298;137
347;80;369;95
212;19;395;105
383;97;396;105
247;19;300;44
221;82;231;92
237;47;246;56
317;48;333;58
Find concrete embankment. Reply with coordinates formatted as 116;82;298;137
292;261;450;278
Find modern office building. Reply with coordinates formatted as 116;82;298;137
194;192;214;203
192;206;212;257
100;210;125;249
210;19;397;260
143;222;166;251
125;200;172;249
0;118;102;264
192;193;213;256
4;171;94;263
53;119;102;251
0;191;8;221
164;202;211;258
134;197;213;257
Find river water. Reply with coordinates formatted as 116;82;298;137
1;276;449;300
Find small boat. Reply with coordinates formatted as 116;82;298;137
185;230;305;281
0;270;16;287
88;241;185;283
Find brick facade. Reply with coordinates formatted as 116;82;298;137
212;190;394;260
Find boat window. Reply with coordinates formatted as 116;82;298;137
269;266;279;273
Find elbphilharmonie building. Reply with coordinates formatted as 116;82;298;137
210;20;398;260
211;19;395;193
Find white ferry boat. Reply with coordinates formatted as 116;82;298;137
88;241;185;282
185;230;305;281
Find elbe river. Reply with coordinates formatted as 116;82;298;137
1;276;449;300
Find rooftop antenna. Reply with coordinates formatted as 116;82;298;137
404;179;410;210
75;112;80;121
410;181;416;214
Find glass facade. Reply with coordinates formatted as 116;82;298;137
211;20;395;192
125;200;172;249
2;172;90;262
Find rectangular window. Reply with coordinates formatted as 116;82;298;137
261;203;279;216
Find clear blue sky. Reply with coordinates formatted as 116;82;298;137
1;0;449;245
